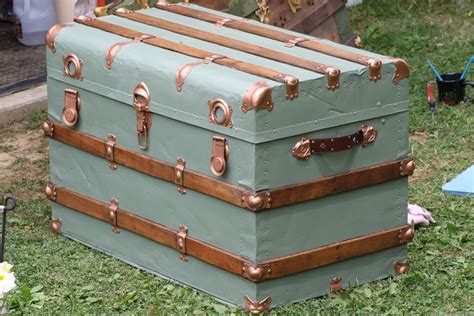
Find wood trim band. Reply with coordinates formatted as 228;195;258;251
73;18;298;92
114;11;337;76
43;120;414;212
48;183;414;282
154;2;383;81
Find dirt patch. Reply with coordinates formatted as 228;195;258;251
0;121;48;199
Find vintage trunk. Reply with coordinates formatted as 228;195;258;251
44;2;414;312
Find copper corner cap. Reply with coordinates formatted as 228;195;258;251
392;58;410;84
241;81;274;112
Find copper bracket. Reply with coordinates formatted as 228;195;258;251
330;277;343;292
242;262;271;282
51;218;62;234
105;134;117;170
108;198;120;233
176;224;188;262
210;136;229;177
393;260;409;275
284;37;308;48
62;89;81;127
106;34;154;70
400;159;416;176
176;55;225;92
392;58;410;84
361;123;378;147
208;99;233;128
291;137;311;160
367;58;382;81
42;120;54;137
45;183;57;202
241;81;274;112
276;74;299;100
175;157;186;194
63;53;83;80
243;296;272;314
215;18;232;27
46;23;71;53
241;192;272;211
325;67;341;91
74;15;95;22
133;82;152;150
398;226;415;244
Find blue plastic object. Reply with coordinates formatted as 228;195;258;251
442;165;474;197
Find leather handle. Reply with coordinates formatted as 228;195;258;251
292;124;377;160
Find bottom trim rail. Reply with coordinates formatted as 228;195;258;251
46;183;414;282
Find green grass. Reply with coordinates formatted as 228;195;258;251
0;0;473;313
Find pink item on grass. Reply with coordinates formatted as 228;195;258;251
407;204;436;226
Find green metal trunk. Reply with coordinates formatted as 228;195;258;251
45;3;412;311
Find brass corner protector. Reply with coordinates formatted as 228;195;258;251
392;58;410;84
393;260;409;275
241;81;274;112
325;67;341;91
329;277;343;293
208;99;233;128
175;157;186;194
241;192;272;211
63;53;83;80
276;74;299;100
108;197;120;233
368;58;382;81
291;137;311;160
62;89;81;127
45;23;71;53
106;133;117;170
400;159;415;176
42;120;54;137
242;262;271;282
361;123;377;147
51;217;62;234
45;183;57;202
398;226;415;244
244;296;272;314
176;224;188;262
133;82;152;150
210;136;229;177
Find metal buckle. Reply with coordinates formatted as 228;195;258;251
176;224;188;261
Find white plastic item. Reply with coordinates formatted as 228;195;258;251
13;0;57;46
54;0;97;23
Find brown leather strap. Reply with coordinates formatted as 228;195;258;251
154;2;383;81
74;18;297;92
114;11;337;76
291;123;378;159
49;183;414;282
44;121;415;212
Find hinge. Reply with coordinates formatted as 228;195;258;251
243;296;272;313
176;224;188;262
45;183;57;201
329;277;343;292
175;157;186;194
62;89;81;127
108;198;120;233
242;262;271;282
133;82;152;150
105;133;117;170
241;192;272;211
210;136;229;177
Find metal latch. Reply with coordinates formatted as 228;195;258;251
210;136;229;176
176;224;188;262
62;89;81;127
105;133;117;170
175;157;186;194
108;198;119;234
133;82;152;150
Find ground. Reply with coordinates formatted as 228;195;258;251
0;0;473;314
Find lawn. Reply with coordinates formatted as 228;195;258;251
0;0;473;313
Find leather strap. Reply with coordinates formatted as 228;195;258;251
49;183;414;282
44;121;414;212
